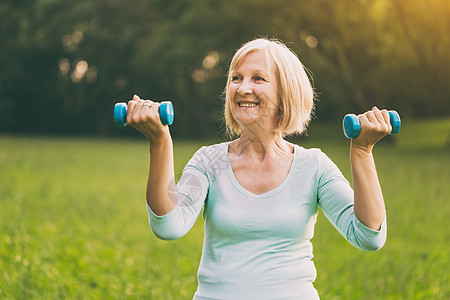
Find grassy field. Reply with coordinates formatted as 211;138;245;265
1;118;449;299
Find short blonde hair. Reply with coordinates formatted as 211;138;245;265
224;38;315;137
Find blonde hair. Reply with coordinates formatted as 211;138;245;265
224;38;315;137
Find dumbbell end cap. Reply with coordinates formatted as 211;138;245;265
343;114;360;139
114;102;128;127
159;101;174;125
388;110;401;134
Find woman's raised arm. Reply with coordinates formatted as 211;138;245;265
127;95;176;216
350;107;392;230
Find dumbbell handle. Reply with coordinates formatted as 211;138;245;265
343;110;401;139
113;101;174;127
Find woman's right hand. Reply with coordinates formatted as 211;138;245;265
126;95;170;143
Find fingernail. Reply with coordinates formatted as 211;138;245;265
133;94;140;100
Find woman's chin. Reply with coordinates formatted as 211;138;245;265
234;114;259;126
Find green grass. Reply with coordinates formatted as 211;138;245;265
0;118;449;299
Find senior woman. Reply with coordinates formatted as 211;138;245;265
126;38;389;299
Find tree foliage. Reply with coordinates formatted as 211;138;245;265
0;0;449;137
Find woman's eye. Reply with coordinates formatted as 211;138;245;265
231;75;241;81
254;76;266;81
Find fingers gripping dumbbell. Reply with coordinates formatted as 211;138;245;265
113;101;174;127
343;110;401;139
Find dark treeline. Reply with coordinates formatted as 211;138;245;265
1;0;449;138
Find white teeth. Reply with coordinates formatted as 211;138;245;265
239;103;257;107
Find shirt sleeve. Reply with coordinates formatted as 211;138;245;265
316;150;387;251
147;147;209;240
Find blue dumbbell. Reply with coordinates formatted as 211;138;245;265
343;110;401;139
113;101;174;127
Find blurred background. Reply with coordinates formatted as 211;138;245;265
1;1;450;299
1;0;449;138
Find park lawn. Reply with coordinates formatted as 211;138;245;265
0;118;449;299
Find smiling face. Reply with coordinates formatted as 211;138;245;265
228;50;280;134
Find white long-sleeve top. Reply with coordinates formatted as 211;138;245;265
147;142;387;300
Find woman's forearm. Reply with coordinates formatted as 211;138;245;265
350;144;386;230
146;134;177;216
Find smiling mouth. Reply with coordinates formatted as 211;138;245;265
238;102;259;107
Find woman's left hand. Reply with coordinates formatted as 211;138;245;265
352;107;392;153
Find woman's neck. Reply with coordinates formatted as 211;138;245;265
231;130;292;159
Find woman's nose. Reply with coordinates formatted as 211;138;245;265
237;79;252;95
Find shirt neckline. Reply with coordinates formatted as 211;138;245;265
224;141;297;199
